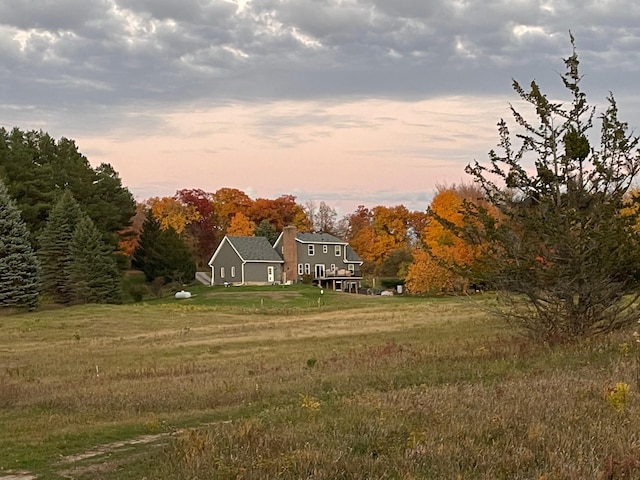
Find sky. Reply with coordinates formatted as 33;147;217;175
2;0;640;214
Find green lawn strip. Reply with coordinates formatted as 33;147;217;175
145;283;442;312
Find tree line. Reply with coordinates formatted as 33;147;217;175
0;128;463;305
0;126;433;307
0;128;135;307
125;189;431;283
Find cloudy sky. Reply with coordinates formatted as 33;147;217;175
2;0;640;213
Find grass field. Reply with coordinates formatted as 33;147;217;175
1;284;640;479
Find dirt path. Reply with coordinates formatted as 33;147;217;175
0;473;37;480
1;421;234;480
0;434;167;480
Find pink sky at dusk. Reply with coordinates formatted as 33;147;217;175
78;96;505;214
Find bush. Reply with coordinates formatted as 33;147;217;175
128;284;149;302
379;278;404;290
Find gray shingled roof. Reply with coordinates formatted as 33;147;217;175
345;245;362;263
227;236;283;262
296;232;344;243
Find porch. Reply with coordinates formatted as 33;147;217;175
316;269;362;293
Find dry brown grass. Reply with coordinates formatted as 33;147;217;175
2;296;639;479
154;337;640;480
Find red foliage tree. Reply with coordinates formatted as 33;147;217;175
176;189;218;268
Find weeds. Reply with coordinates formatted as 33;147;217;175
2;295;640;479
605;382;631;413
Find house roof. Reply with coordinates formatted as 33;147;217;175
296;232;346;244
227;236;283;262
345;245;363;263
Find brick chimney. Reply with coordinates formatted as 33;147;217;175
282;225;298;283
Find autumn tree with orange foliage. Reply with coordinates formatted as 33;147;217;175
344;205;416;276
213;188;253;231
405;187;483;294
247;195;312;232
175;189;218;267
227;212;256;236
343;206;376;274
117;202;147;259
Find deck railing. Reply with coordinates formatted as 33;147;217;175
320;269;362;278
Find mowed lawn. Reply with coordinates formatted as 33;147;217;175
1;285;639;479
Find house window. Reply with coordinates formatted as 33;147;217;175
231;266;236;278
304;263;311;275
308;245;315;256
330;264;336;273
298;263;304;275
348;264;355;272
220;267;225;278
335;245;342;256
323;245;328;254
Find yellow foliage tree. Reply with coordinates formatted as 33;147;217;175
424;190;478;265
348;223;379;267
147;196;201;234
621;187;640;233
291;209;313;233
372;205;410;255
405;249;457;294
347;205;412;273
227;212;256;236
213;188;253;229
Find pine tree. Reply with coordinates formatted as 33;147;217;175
0;178;41;309
254;220;278;245
70;214;123;304
38;190;82;304
0;128;136;250
132;211;162;282
460;36;640;340
133;210;196;284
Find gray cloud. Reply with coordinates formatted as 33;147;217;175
0;0;108;30
0;0;638;137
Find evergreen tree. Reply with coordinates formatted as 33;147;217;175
0;178;40;309
86;162;136;248
457;36;640;340
133;210;196;284
0;129;55;246
70;214;123;304
160;226;197;284
0;127;135;249
132;210;162;281
38;190;82;304
254;219;278;245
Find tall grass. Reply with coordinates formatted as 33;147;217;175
1;290;639;478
